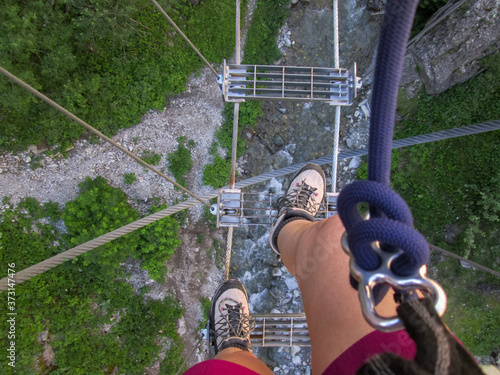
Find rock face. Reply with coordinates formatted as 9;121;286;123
402;0;500;96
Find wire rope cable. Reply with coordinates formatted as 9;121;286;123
0;195;214;292
148;0;219;77
429;244;500;279
331;0;341;193
224;0;242;281
407;0;469;47
224;227;234;281
1;120;498;291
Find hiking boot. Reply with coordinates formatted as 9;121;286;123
210;279;253;354
269;163;326;256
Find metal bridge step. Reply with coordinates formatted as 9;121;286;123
250;313;310;347
220;60;361;105
210;189;339;228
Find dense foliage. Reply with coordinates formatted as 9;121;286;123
0;0;238;151
358;53;500;355
0;178;184;373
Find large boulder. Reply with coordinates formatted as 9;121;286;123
402;0;499;96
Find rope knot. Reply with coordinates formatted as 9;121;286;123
338;180;429;277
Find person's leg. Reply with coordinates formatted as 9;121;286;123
214;347;273;374
268;163;398;374
208;279;273;375
278;216;398;374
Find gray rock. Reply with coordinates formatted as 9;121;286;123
290;0;299;4
271;267;283;277
285;277;299;291
273;135;285;147
460;260;475;270
367;0;385;11
278;108;287;114
403;0;500;95
345;137;354;148
443;223;460;244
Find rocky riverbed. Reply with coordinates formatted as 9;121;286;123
228;1;384;372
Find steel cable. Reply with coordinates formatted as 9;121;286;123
224;0;242;281
331;0;341;193
429;244;500;279
149;0;219;77
1;120;498;291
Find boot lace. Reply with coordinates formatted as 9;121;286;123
214;302;254;347
276;181;319;214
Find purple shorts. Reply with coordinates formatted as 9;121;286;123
185;329;416;374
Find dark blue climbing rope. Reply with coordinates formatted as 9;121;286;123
338;0;428;289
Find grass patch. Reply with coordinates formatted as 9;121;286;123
167;136;195;188
141;150;162;166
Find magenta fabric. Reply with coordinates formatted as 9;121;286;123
185;330;416;374
322;329;416;375
184;359;261;375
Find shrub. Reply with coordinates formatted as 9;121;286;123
167;137;194;188
0;190;184;374
202;156;232;189
123;172;137;185
137;204;182;282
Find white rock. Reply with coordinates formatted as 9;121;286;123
284;35;292;47
349;157;361;169
292;355;301;365
291;346;301;356
285;277;299;291
177;316;186;336
361;104;370;118
272;267;283;277
293;290;300;298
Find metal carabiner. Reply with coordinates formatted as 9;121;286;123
341;232;447;332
